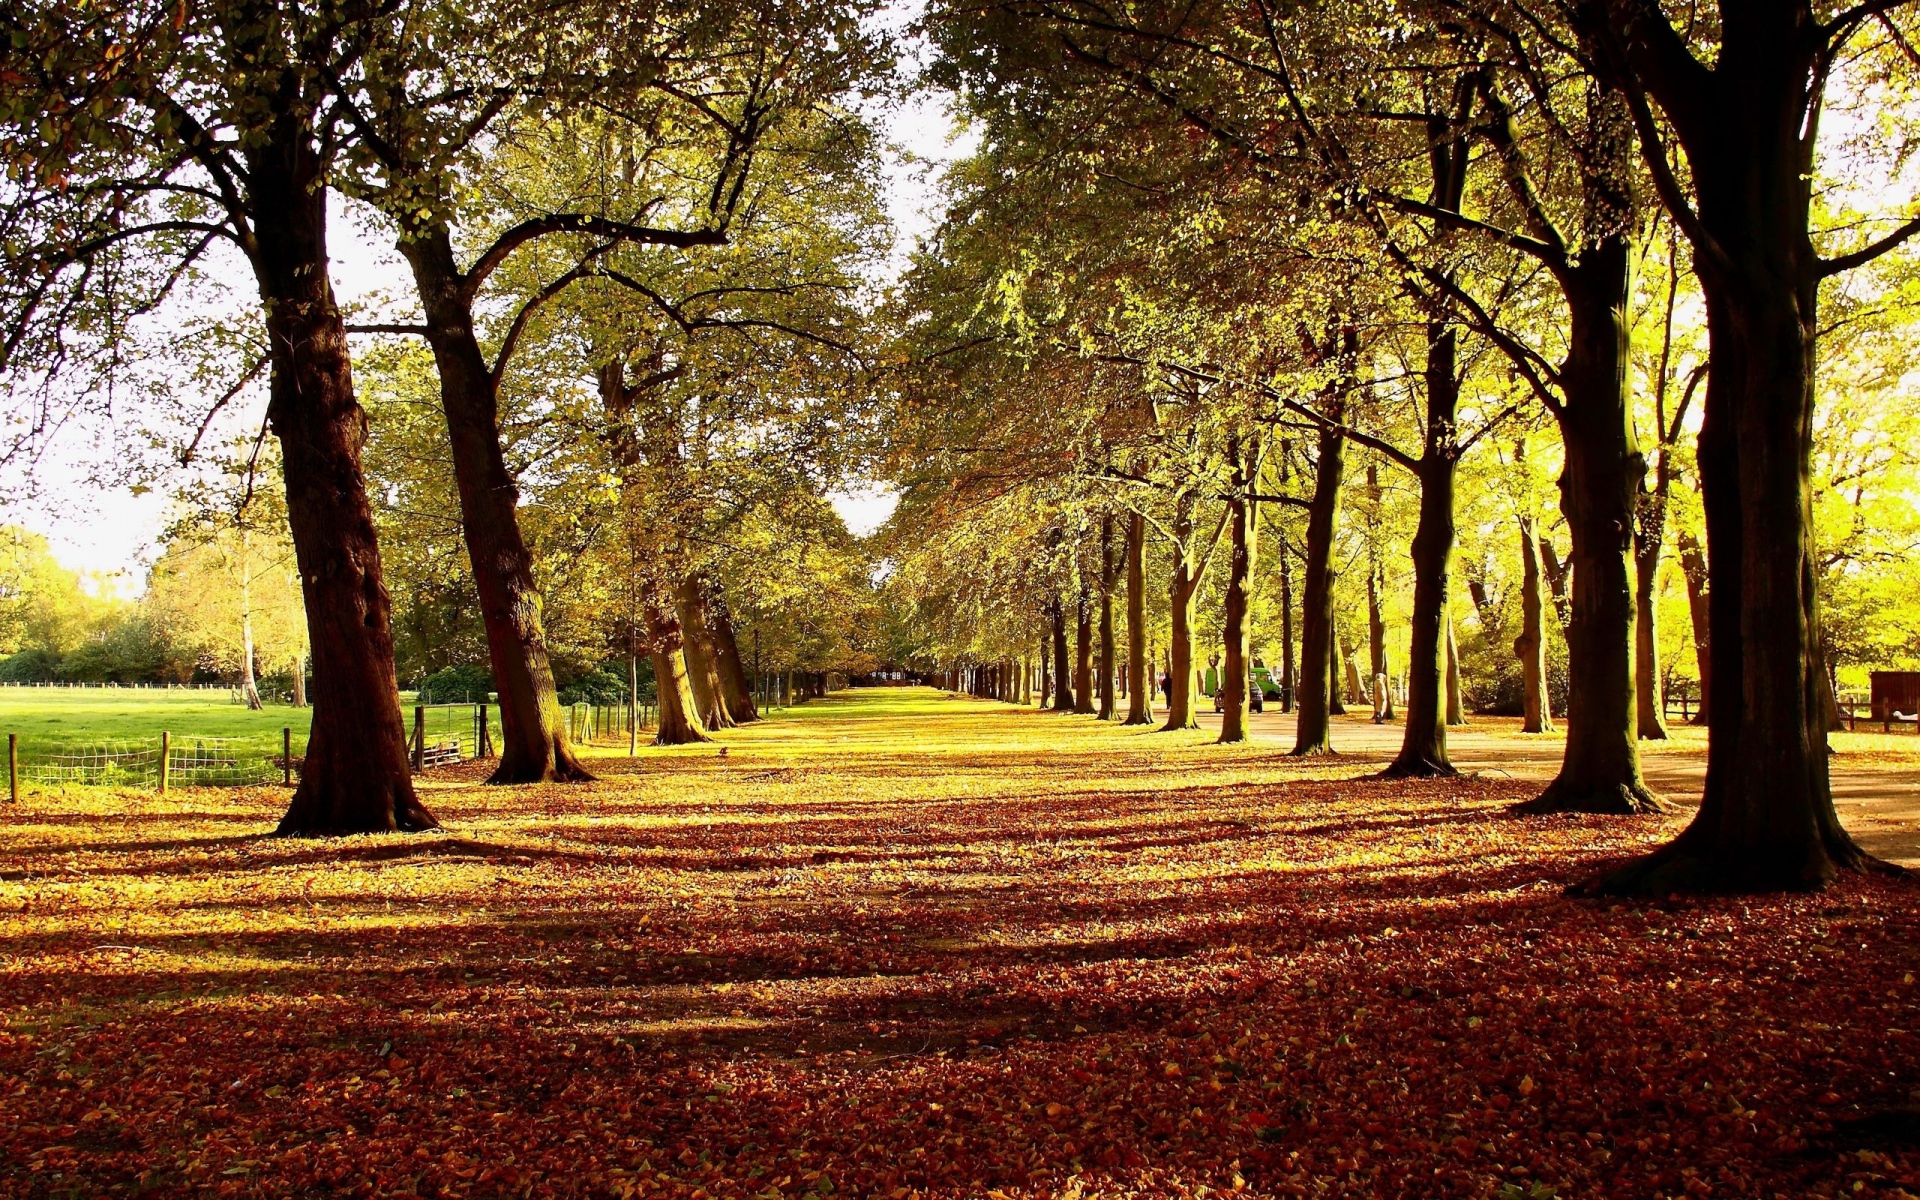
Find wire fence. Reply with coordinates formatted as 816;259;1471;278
18;741;163;788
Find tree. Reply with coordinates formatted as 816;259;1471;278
1571;0;1920;890
2;0;434;832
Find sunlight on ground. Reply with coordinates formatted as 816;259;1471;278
1;688;1916;1199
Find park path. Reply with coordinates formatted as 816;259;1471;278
1172;703;1920;866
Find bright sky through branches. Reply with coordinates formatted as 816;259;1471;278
5;9;968;584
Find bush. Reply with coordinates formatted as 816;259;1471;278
0;647;60;682
419;663;494;704
558;666;629;707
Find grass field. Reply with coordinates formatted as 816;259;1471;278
0;687;526;789
1;686;1915;1199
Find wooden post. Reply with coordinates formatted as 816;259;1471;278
7;734;15;803
479;701;492;756
159;731;170;795
413;705;426;771
283;727;292;785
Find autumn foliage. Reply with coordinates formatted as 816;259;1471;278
2;689;1917;1198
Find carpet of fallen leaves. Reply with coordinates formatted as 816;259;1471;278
2;687;1918;1200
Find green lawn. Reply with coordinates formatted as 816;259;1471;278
0;685;311;747
0;686;508;788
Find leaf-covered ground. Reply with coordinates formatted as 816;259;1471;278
2;688;1917;1199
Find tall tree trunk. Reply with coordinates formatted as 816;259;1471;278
400;223;590;784
1366;560;1392;722
1291;419;1345;754
256;140;434;836
1516;518;1555;733
238;533;264;711
1635;527;1669;739
1220;447;1258;744
1327;614;1346;717
1098;516;1117;719
1520;218;1658;812
1541;537;1574;638
1074;580;1095;714
676;577;734;731
1677;530;1711;725
1162;493;1203;731
1125;512;1151;724
702;579;759;723
1579;2;1872;891
1279;529;1296;713
1383;100;1476;779
1444;612;1466;726
290;654;307;710
1363;463;1393;721
1051;598;1073;713
1383;321;1460;779
644;593;710;745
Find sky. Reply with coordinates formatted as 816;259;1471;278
8;55;971;590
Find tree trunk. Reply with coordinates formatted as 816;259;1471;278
1219;451;1257;744
644;592;710;746
1162;493;1202;731
1279;528;1296;713
1578;3;1872;891
1677;530;1711;725
1383;324;1460;779
290;655;307;710
676;576;734;730
1444;613;1466;726
1541;537;1573;638
1074;581;1095;714
400;223;590;784
1327;615;1346;717
1098;516;1117;720
1051;598;1073;712
1366;555;1392;721
1291;419;1344;754
702;579;760;723
256;139;434;836
1635;520;1669;739
1125;512;1151;724
1519;233;1659;813
239;601;263;711
1516;518;1555;733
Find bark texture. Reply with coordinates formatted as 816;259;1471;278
256;132;434;836
1125;513;1152;724
1578;2;1875;890
1098;516;1117;720
403;222;590;784
1161;492;1203;732
1517;191;1658;814
1516;519;1556;733
1219;450;1257;744
1290;416;1344;754
1051;598;1074;713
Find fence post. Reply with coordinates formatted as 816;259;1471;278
283;727;293;786
413;706;426;771
7;734;15;803
159;731;170;795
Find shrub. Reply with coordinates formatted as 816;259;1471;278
419;663;494;703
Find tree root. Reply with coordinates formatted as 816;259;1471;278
1513;778;1665;816
1569;831;1904;896
1376;755;1456;780
276;786;440;836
